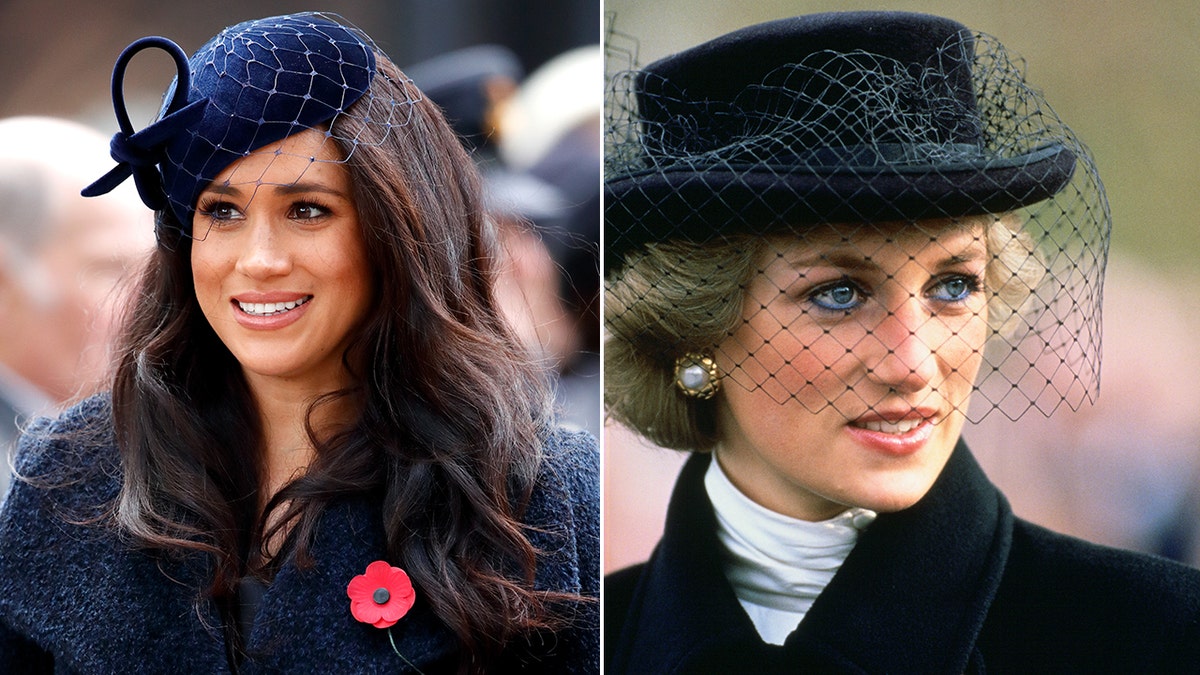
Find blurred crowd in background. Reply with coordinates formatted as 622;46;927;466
406;41;601;436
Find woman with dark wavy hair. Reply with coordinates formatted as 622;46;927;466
0;13;597;673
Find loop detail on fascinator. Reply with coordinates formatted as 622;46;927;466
81;13;403;235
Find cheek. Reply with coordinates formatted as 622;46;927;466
338;233;371;281
319;236;374;322
189;246;226;311
942;314;990;396
720;317;856;409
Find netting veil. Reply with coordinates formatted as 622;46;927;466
82;12;420;239
604;12;1110;451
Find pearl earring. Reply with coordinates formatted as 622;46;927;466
674;353;720;399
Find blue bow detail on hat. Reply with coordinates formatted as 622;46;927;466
82;36;208;212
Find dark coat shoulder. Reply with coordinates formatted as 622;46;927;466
0;397;600;673
978;519;1200;672
606;443;1200;674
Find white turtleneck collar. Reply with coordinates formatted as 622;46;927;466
705;456;876;645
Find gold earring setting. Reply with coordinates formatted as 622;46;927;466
674;353;720;399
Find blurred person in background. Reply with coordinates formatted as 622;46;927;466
411;43;602;435
497;45;602;436
0;116;152;492
405;44;524;169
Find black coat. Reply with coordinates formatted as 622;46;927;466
0;396;599;673
606;441;1200;673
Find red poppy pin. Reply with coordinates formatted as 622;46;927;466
347;561;424;671
347;560;417;628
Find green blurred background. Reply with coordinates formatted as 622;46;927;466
606;0;1200;271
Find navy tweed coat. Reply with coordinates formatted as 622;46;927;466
606;442;1200;674
0;395;599;673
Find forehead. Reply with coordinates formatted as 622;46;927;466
762;217;990;266
205;128;347;189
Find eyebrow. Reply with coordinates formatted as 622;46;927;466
792;248;880;271
272;181;349;198
776;236;988;271
941;250;987;265
199;181;349;199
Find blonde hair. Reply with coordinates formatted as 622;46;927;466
986;213;1046;337
604;215;1045;451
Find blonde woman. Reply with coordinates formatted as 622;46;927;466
604;11;1200;673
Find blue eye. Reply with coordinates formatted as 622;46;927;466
929;275;981;302
810;279;865;311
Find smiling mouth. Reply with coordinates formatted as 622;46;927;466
237;295;313;317
850;417;932;435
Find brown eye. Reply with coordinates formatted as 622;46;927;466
290;202;329;220
197;200;242;222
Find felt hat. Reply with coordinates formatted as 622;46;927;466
605;11;1083;274
604;11;1112;423
82;12;381;233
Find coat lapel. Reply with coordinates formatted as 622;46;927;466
612;440;1013;674
0;414;231;672
792;440;1012;672
242;497;457;673
0;522;232;672
611;452;774;673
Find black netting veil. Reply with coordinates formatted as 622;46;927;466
604;12;1110;451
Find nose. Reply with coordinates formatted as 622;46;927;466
862;295;940;394
234;218;292;279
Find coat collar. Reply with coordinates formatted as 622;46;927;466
239;496;458;673
611;440;1013;673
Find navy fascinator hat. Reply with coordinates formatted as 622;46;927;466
83;12;406;234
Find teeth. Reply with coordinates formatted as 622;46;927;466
857;418;923;434
238;296;311;316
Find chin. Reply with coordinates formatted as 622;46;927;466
850;473;941;513
858;494;927;514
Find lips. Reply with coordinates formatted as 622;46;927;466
850;407;938;431
845;408;939;455
851;417;925;434
237;295;313;317
229;292;313;330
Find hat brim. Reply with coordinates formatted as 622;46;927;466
605;143;1075;275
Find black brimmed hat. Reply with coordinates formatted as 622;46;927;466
605;11;1086;274
604;11;1111;425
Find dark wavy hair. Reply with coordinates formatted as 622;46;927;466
110;55;557;672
